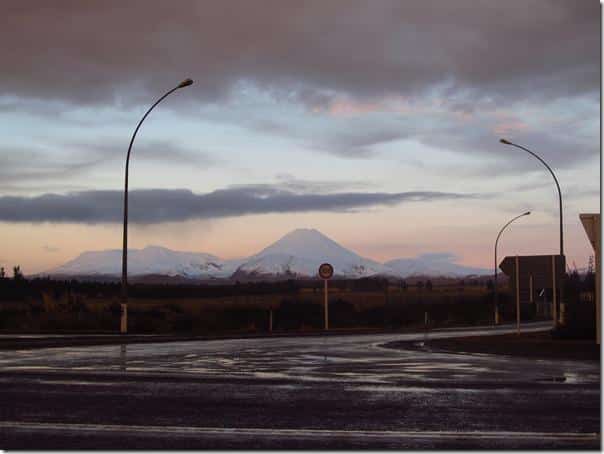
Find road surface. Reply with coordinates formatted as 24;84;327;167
0;322;600;449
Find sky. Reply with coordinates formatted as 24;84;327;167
0;0;600;274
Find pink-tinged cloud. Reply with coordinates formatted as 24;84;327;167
323;95;444;118
493;119;528;136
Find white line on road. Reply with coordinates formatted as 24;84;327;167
0;421;598;442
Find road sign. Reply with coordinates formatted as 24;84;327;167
318;263;334;280
499;254;565;326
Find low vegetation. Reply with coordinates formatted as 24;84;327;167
0;270;595;336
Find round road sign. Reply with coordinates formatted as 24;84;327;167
318;263;334;280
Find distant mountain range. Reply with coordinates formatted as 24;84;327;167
46;228;490;280
385;253;489;278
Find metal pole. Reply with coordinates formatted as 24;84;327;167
494;239;498;325
120;79;193;334
120;305;127;333
269;309;273;333
597;225;601;345
516;255;520;335
424;311;429;344
552;255;557;327
324;279;329;330
494;211;531;325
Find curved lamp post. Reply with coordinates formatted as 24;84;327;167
499;139;563;256
494;211;531;324
120;78;193;334
500;139;565;326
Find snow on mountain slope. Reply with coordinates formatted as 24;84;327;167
49;245;235;278
234;228;394;278
47;230;490;280
385;253;489;278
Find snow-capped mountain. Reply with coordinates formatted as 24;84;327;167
232;228;393;279
385;253;489;278
49;245;237;279
46;229;490;280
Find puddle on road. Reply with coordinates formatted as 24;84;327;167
348;385;491;394
0;326;599;386
563;373;580;384
252;371;291;380
34;379;119;386
536;376;567;383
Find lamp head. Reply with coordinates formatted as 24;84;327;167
524;211;531;216
500;138;512;145
177;78;194;88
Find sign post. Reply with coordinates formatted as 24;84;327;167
324;279;328;329
318;263;334;331
515;255;520;335
269;309;273;333
552;255;557;327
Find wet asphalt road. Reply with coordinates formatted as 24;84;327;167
0;322;600;449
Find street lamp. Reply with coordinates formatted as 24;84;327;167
494;211;531;324
499;139;563;256
500;139;565;326
120;78;193;334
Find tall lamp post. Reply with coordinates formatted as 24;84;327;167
499;139;563;256
120;78;193;334
494;211;531;324
499;139;565;325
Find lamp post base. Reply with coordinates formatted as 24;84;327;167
120;304;128;334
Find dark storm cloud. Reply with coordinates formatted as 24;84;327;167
0;1;598;106
0;187;478;224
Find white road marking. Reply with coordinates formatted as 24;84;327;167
0;421;598;442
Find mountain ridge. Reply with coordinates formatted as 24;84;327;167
45;228;490;280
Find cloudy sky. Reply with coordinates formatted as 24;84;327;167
0;0;600;274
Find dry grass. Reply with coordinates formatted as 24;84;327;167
0;284;493;334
